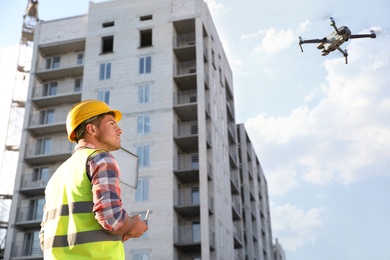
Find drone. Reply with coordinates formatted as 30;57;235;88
299;17;376;64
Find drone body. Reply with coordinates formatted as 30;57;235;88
299;17;376;64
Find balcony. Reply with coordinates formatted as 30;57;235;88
234;248;244;260
207;161;213;180
228;121;237;143
173;225;215;252
173;188;200;217
247;144;253;161
226;99;235;120
11;238;43;260
35;51;84;82
232;195;242;220
173;61;197;91
229;145;239;168
173;121;198;151
233;221;244;249
39;38;85;57
173;153;199;182
174;189;214;217
173;33;196;61
19;173;48;195
15;206;42;228
24;137;72;165
32;82;81;108
28;108;69;136
174;90;197;121
35;64;83;82
230;169;240;194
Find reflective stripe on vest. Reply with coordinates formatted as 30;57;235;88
46;230;121;248
45;201;94;220
43;148;124;259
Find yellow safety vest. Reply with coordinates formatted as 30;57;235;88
42;148;124;260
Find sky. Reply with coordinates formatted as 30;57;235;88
0;1;389;259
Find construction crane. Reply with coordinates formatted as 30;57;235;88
0;0;39;256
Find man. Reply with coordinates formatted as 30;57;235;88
40;100;148;259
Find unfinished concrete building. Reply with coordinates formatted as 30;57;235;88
3;0;283;259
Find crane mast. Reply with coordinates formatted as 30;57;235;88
0;0;39;255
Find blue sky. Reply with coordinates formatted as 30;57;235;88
1;1;390;259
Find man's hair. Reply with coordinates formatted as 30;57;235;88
74;112;115;142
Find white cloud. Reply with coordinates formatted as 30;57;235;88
251;20;311;55
241;30;266;40
254;27;296;55
271;203;326;251
297;19;311;35
246;32;390;193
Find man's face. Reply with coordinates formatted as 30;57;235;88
92;114;122;151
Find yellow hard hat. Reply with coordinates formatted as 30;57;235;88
66;100;122;142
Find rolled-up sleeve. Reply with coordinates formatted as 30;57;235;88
87;151;127;232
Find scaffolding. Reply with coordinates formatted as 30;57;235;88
0;1;39;257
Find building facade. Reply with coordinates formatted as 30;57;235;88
4;0;282;259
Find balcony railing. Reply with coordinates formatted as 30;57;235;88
20;173;49;190
173;33;195;48
173;225;215;249
232;195;242;220
174;225;201;244
174;121;198;138
174;188;200;207
29;107;69;128
174;61;196;76
229;145;239;167
233;221;243;246
226;99;235;119
25;137;73;164
174;90;197;106
16;206;43;223
173;153;199;171
11;239;42;259
228;122;237;141
230;169;240;194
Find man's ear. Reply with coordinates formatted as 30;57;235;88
85;123;96;135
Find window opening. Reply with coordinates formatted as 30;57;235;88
140;15;152;21
102;21;115;27
102;36;114;53
140;29;152;47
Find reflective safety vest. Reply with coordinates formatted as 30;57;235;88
42;148;124;260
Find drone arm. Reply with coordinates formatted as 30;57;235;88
335;47;348;64
349;30;376;39
299;37;327;53
299;38;324;44
329;17;341;34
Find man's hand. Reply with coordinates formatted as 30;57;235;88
126;215;148;238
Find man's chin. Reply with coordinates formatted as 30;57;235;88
111;146;121;151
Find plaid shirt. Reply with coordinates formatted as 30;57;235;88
81;143;127;232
